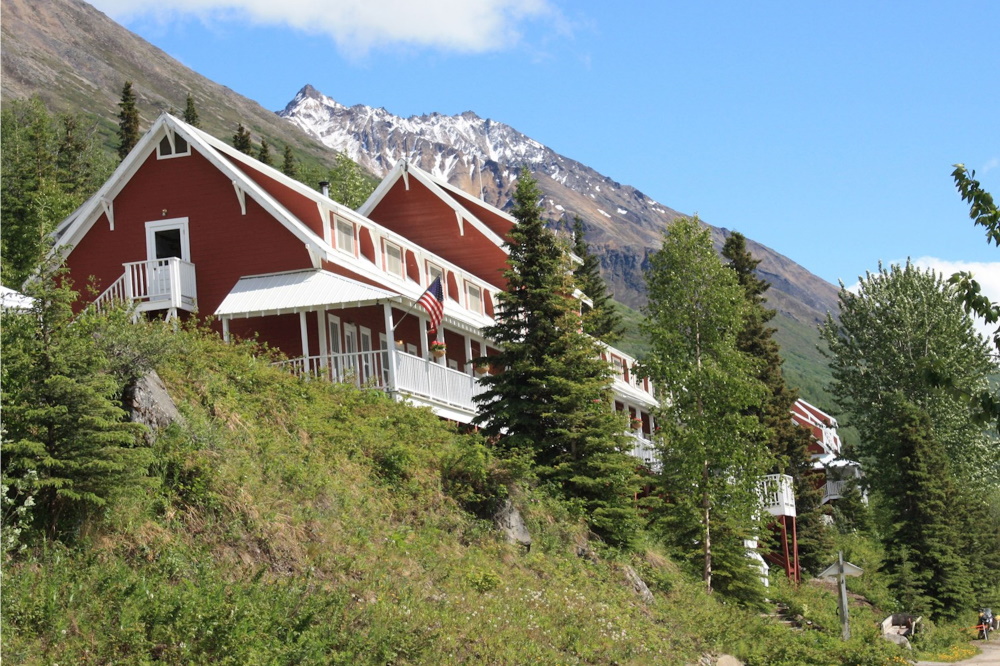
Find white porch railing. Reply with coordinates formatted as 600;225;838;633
92;258;197;314
275;348;485;413
627;432;659;471
760;473;796;517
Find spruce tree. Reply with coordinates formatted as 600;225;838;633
572;216;624;344
1;262;148;539
117;81;140;160
474;169;641;547
882;400;971;619
722;231;833;573
232;123;253;155
257;139;272;166
282;145;298;179
183;93;200;127
642;217;770;595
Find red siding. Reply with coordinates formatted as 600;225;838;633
66;149;314;321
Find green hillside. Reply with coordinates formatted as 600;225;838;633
2;318;925;665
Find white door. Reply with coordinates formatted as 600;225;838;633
145;218;190;299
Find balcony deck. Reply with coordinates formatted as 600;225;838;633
93;258;197;317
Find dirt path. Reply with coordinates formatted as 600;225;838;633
914;640;1000;665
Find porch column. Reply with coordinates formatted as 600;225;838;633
222;316;230;343
382;303;398;391
464;335;473;375
299;311;310;360
317;311;328;370
418;313;428;357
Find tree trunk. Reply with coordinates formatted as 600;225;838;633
702;458;712;593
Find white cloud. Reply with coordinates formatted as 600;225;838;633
982;157;1000;175
91;0;555;54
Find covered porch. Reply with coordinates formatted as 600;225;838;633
215;269;495;423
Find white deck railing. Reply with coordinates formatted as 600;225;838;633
275;348;485;413
627;432;659;471
760;473;796;517
92;258;197;314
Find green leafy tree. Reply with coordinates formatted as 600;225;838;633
282;145;298;179
641;217;770;594
474;169;641;547
1;262;149;540
328;153;373;208
117;81;140;160
257;139;273;166
1;97;114;288
722;231;833;573
183;93;200;127
232;123;253;155
573;216;624;344
821;262;997;488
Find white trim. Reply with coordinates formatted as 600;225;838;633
156;130;190;159
327;314;342;355
145;217;191;262
101;198;114;231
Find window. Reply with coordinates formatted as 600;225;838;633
426;262;444;287
157;134;189;158
384;241;403;278
336;218;355;254
465;282;482;314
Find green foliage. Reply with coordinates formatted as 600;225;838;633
299;152;378;208
642;216;771;597
573;216;625;344
232;122;253;154
282;144;299;179
1;97;114;288
183;92;200;127
117;81;140;160
257;138;272;166
1;264;149;540
475;169;641;548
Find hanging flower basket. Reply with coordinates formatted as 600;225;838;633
430;342;447;358
474;363;489;375
630;418;643;430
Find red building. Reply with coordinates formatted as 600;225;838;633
54;113;658;439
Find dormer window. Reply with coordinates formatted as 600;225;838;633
384;241;403;278
466;282;482;314
157;134;190;159
336;218;355;255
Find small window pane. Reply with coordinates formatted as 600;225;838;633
385;242;403;277
336;219;354;253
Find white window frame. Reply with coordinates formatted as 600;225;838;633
335;217;355;255
156;133;191;159
145;218;191;262
384;240;404;278
426;261;444;287
465;281;482;314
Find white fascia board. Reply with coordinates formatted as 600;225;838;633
434;176;518;226
53;114;175;258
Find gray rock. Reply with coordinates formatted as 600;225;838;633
123;370;182;442
623;565;654;604
493;498;531;549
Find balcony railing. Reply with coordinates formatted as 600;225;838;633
274;348;485;413
93;258;197;315
760;473;796;517
627;432;659;471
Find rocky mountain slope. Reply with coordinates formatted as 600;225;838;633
279;85;840;328
1;0;336;168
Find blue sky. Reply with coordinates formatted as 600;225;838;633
93;0;999;294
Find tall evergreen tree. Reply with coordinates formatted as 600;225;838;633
183;93;200;127
722;231;833;573
881;400;971;619
572;217;624;344
1;262;148;539
474;170;641;547
642;217;770;595
282;145;298;179
232;123;253;155
116;81;140;160
1;98;114;288
257;139;272;166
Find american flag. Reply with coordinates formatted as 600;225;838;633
416;276;444;334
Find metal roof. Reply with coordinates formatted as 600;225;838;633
215;269;400;318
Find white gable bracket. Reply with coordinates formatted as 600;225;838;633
165;126;177;153
232;181;247;215
101;198;114;230
402;162;410;191
305;243;322;269
455;211;465;236
317;203;331;245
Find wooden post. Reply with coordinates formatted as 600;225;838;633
382;303;398;392
838;550;851;640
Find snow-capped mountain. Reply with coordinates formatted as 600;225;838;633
279;84;838;328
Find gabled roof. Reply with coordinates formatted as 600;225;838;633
53;113;340;266
215;269;400;318
358;160;510;251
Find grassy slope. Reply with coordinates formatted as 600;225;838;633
2;327;914;665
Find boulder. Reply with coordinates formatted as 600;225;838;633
623;565;654;604
123;370;183;442
493;498;531;549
